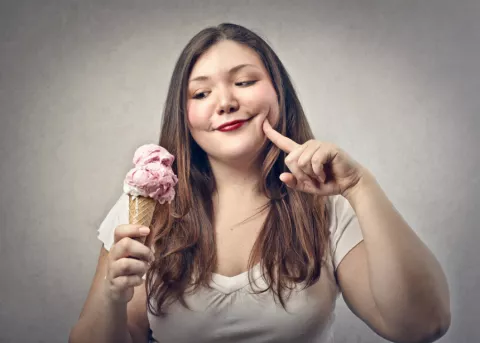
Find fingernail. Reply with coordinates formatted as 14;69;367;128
139;227;150;235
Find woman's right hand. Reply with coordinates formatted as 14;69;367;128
104;225;154;304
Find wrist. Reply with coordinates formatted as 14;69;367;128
342;168;377;204
103;281;130;308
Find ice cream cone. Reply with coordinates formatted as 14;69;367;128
124;144;178;245
129;195;156;244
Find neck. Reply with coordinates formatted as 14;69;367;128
209;156;264;202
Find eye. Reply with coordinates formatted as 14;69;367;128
192;91;209;100
235;80;257;87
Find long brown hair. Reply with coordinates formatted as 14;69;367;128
146;23;330;315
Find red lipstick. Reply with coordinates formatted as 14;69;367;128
217;119;248;132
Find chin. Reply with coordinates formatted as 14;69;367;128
210;141;264;163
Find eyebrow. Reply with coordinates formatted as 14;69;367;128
189;63;260;83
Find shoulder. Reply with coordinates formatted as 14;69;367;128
101;193;129;226
97;194;129;251
325;194;354;234
324;195;364;270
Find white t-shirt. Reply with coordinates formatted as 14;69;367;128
97;194;364;343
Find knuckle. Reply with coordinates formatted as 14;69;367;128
109;263;119;279
137;262;146;275
113;225;125;240
109;243;118;257
118;277;129;289
120;237;132;253
311;156;323;166
132;261;143;275
112;277;123;289
120;259;131;274
298;158;309;168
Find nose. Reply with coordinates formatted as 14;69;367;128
216;89;239;115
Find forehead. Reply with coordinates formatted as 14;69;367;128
190;40;265;78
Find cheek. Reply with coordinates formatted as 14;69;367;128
187;101;211;130
246;83;279;123
267;95;280;125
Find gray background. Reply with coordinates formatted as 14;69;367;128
0;0;478;342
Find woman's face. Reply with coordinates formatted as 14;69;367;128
186;40;279;164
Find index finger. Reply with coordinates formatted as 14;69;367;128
263;119;299;153
114;224;150;244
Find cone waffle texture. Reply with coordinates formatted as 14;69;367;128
129;195;156;243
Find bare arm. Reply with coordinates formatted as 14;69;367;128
69;247;133;343
338;170;451;343
69;225;153;343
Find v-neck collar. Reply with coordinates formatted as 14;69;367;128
210;262;264;294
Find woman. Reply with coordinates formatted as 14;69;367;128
69;23;451;343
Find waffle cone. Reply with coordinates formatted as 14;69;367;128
129;195;156;244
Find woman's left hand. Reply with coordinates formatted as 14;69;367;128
263;119;366;197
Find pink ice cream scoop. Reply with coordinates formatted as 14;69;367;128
123;144;178;204
132;144;175;168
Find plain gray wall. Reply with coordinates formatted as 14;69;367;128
1;0;479;342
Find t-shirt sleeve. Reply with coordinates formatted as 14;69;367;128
97;193;129;251
327;194;364;270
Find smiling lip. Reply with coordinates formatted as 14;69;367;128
217;119;249;132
